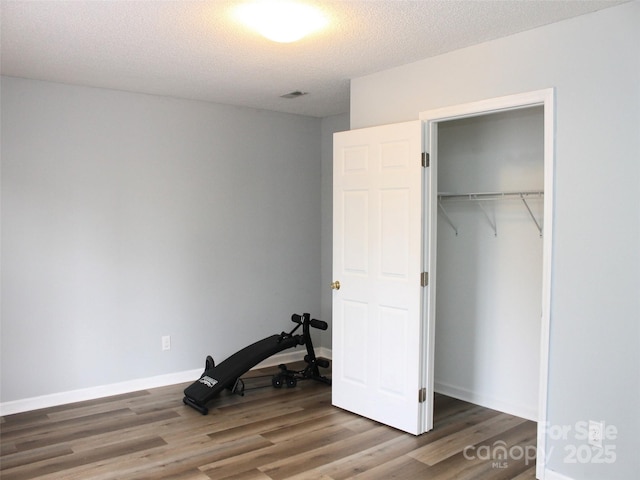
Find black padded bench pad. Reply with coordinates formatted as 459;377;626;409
184;334;302;408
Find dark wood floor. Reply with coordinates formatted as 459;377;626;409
1;364;537;479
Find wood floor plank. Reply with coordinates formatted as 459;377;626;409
0;364;537;480
69;410;188;453
148;469;213;480
512;465;538;479
0;411;50;432
12;409;178;452
37;390;151;422
417;420;537;480
282;431;426;479
1;435;167;480
214;469;274;480
37;433;270;480
186;403;305;442
44;391;152;422
259;424;402;479
408;412;528;465
0;443;74;471
1;408;134;446
200;423;356;479
114;434;274;480
277;405;510;479
420;406;502;446
259;408;365;443
348;454;432;480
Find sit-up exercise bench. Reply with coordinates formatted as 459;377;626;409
183;313;331;414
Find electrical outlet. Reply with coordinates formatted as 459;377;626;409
588;420;603;448
162;335;171;351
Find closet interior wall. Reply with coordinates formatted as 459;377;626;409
434;106;544;420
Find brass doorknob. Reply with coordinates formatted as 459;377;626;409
330;280;341;290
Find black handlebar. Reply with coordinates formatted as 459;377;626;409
291;313;327;330
310;319;328;330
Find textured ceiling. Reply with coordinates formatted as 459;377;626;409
0;0;628;117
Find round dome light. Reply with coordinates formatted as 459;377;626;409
235;1;328;43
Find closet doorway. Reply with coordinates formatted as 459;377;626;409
435;106;543;420
420;89;554;480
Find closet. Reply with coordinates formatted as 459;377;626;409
433;106;544;421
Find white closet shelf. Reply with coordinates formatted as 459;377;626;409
438;190;544;201
437;191;544;237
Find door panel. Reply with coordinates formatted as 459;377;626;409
343;191;368;273
380;189;410;277
332;120;426;435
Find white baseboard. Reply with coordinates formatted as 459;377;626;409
0;369;201;417
434;380;537;421
0;347;332;417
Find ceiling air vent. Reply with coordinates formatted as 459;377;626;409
280;90;308;99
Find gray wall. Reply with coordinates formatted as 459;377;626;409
350;2;640;479
1;77;322;402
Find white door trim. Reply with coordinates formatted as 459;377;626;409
419;88;555;480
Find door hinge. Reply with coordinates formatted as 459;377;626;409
419;387;427;403
421;271;429;287
421;152;430;167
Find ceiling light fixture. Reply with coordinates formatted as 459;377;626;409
234;1;328;43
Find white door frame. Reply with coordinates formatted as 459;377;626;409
419;88;554;480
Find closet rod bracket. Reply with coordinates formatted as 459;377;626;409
438;200;458;236
520;194;543;237
476;200;497;237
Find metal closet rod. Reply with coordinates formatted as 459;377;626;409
437;190;544;201
437;190;544;237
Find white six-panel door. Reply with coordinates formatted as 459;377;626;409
332;120;427;435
